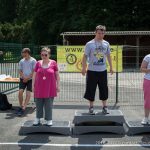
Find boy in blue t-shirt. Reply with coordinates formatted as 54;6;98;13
17;48;36;116
82;25;113;114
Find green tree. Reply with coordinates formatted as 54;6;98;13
0;0;18;23
1;0;150;44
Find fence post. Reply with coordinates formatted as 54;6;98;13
116;45;119;103
136;36;140;69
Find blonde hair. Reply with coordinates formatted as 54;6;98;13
41;47;51;55
95;25;106;32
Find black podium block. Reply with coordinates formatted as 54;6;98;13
19;120;71;135
73;110;125;125
126;121;150;135
73;110;125;135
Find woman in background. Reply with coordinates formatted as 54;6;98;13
141;54;150;125
32;47;60;126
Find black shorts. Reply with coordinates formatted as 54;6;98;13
84;70;108;101
19;78;32;92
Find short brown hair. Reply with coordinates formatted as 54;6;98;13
95;25;106;32
22;48;31;54
41;47;51;55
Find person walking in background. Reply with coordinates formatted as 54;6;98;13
17;48;36;116
32;47;60;126
81;25;113;115
141;54;150;125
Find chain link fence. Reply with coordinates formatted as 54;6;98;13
118;46;149;106
0;41;148;107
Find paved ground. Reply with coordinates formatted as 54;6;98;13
0;100;150;150
0;72;149;150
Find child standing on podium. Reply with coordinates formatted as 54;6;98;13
81;25;113;114
32;47;60;126
141;54;150;125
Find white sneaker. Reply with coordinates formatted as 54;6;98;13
46;120;53;126
141;118;149;125
33;118;40;126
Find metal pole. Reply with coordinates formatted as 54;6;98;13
136;36;140;69
116;45;119;103
63;35;65;45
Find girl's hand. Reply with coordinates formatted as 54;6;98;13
57;86;60;92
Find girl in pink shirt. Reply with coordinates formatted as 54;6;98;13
141;54;150;125
32;47;60;126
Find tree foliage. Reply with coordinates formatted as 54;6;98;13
0;0;150;44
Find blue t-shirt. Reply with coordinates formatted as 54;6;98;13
19;57;36;79
84;39;110;72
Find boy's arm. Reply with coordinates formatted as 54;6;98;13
19;70;24;78
81;54;87;76
107;54;113;74
82;43;90;76
18;61;24;78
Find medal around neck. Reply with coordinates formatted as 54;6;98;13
43;76;46;80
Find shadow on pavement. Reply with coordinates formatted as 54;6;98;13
71;133;124;150
141;135;150;148
18;134;50;150
2;106;36;119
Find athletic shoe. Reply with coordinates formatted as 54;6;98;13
141;118;149;125
46;120;53;126
89;107;94;115
33;118;40;126
15;107;22;114
17;108;24;116
102;106;109;114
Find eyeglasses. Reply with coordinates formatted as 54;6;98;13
41;54;48;57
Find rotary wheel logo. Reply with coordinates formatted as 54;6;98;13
66;53;77;65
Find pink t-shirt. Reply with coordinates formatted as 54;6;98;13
34;60;58;98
